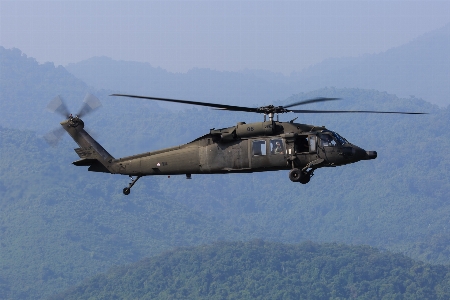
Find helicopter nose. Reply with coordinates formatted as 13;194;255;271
363;150;377;160
351;147;376;161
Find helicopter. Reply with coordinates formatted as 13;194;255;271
45;93;426;195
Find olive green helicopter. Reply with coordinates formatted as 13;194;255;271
45;93;425;195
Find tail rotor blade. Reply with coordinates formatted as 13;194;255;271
77;93;102;118
46;95;70;118
44;127;65;147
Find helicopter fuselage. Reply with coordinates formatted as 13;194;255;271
64;119;376;180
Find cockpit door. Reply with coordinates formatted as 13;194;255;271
318;133;339;163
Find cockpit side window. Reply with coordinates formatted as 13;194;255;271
309;136;317;152
319;134;337;147
270;139;284;154
253;140;266;156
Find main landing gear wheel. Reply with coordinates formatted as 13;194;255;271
123;188;131;195
299;171;311;184
290;168;312;184
289;168;301;182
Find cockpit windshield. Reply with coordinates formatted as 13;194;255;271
330;131;349;145
319;131;349;146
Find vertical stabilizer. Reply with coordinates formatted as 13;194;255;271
61;117;116;173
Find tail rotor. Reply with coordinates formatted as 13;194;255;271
44;93;102;146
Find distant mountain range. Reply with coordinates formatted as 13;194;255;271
65;23;450;107
291;23;450;107
65;56;296;109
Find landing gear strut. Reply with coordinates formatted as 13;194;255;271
123;175;142;195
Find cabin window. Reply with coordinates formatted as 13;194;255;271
270;139;284;154
252;140;266;156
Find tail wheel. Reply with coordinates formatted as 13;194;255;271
123;175;141;195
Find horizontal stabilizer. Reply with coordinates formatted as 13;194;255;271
72;158;99;166
72;158;110;173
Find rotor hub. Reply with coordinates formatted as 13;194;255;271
256;105;288;115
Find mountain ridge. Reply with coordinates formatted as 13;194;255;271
64;22;450;107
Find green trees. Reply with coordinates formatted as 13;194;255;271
52;241;450;299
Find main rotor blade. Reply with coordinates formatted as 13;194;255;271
289;109;427;114
284;97;340;108
46;95;70;118
111;94;426;115
77;93;102;118
111;94;258;112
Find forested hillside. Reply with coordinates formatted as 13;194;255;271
52;241;450;299
1;47;449;299
0;126;239;299
0;47;90;131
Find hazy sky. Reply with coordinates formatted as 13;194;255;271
1;1;450;75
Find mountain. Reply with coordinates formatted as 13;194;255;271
65;56;298;109
51;241;450;299
0;46;93;134
292;23;450;107
64;23;450;107
1;46;450;299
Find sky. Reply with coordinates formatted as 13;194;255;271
1;1;450;75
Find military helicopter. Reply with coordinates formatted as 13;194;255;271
46;93;425;195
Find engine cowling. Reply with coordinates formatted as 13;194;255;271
235;121;276;138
